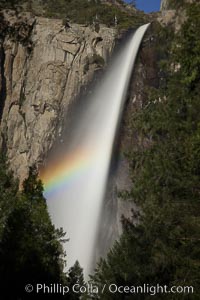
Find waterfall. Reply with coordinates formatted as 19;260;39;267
40;23;150;277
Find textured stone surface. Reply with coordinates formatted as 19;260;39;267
160;0;194;10
0;10;116;182
160;0;170;10
158;0;193;31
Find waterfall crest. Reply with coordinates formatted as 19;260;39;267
41;23;150;276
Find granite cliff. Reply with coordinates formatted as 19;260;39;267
160;0;194;10
0;10;116;182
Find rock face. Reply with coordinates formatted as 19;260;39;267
0;10;116;182
160;0;170;10
159;0;194;31
160;0;194;10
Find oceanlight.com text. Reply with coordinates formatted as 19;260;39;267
25;283;194;296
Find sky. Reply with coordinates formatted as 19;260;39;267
126;0;161;13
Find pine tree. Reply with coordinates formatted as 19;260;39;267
0;166;68;299
0;155;18;239
67;261;85;299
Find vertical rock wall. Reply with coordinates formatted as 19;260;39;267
160;0;194;10
0;10;116;182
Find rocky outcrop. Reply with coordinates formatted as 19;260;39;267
160;0;170;10
159;0;193;31
0;10;116;182
160;0;194;10
157;9;177;27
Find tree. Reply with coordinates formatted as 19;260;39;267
0;167;68;299
67;261;85;299
0;155;18;239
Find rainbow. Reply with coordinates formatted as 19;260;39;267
40;147;97;197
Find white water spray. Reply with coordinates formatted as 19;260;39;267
43;24;150;276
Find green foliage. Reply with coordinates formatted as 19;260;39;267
0;165;68;299
0;0;25;9
0;155;18;239
172;3;200;88
67;261;85;299
0;0;145;30
165;0;186;9
43;0;145;29
91;3;200;299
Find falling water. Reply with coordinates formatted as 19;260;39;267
41;24;150;276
